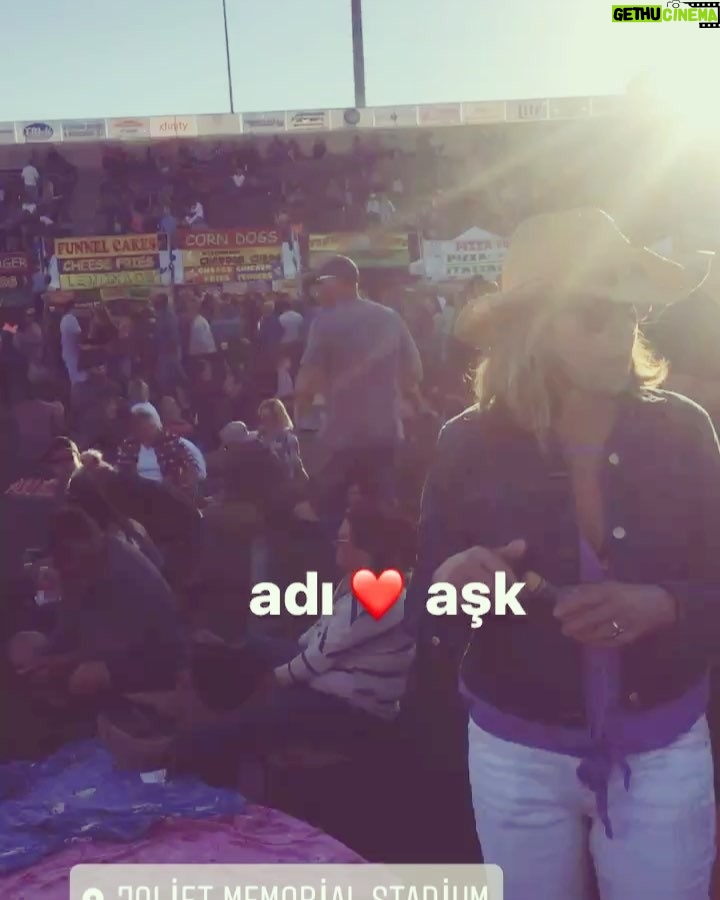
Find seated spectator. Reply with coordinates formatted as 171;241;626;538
117;403;202;498
185;199;206;229
257;398;307;485
9;378;65;466
44;437;82;491
231;165;247;189
130;204;145;233
8;506;182;700
159;395;194;439
66;467;164;571
366;190;395;225
158;205;177;238
72;365;121;450
172;504;416;786
312;139;327;160
215;365;256;430
207;420;292;510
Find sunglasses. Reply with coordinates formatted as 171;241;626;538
568;298;653;335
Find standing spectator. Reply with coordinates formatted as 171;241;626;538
276;297;304;375
188;296;217;361
296;256;422;514
406;209;713;898
14;307;45;383
256;299;283;351
59;302;89;398
153;294;184;396
257;398;307;485
21;156;40;201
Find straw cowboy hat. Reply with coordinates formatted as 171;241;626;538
455;208;707;344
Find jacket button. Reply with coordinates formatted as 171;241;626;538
628;692;640;705
431;636;440;647
608;453;620;465
612;526;626;540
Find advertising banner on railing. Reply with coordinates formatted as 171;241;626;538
309;232;410;269
48;233;171;291
174;227;301;284
0;251;30;290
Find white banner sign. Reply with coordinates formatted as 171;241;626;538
287;109;329;131
505;99;549;122
149;115;198;138
421;227;509;281
242;111;287;133
372;106;418;128
462;101;507;124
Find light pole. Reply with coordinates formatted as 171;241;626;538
222;0;235;113
351;0;366;108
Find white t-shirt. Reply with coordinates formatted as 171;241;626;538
137;445;163;482
136;439;206;482
278;309;304;344
22;165;40;187
189;315;217;356
59;312;88;385
232;173;246;188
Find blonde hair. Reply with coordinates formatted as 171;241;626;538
258;398;293;430
473;308;667;445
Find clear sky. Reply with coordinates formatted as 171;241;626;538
0;0;718;121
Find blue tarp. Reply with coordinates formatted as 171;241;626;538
0;740;246;873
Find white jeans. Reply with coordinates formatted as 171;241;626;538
468;717;716;900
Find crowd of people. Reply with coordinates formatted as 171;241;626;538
0;149;79;253
96;134;432;239
0;251;476;850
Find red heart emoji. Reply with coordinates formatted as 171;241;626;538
351;569;405;620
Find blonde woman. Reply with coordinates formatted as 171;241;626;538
257;398;307;485
405;209;719;899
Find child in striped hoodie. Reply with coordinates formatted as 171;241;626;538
173;505;416;784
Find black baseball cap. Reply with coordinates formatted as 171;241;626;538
309;255;360;285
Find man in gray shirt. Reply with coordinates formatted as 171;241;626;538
296;256;423;515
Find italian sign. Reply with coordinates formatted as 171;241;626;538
418;227;509;281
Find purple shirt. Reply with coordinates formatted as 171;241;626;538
462;537;707;838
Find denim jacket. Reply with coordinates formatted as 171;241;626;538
405;390;720;727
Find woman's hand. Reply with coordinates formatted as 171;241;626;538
432;539;527;590
554;582;677;647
